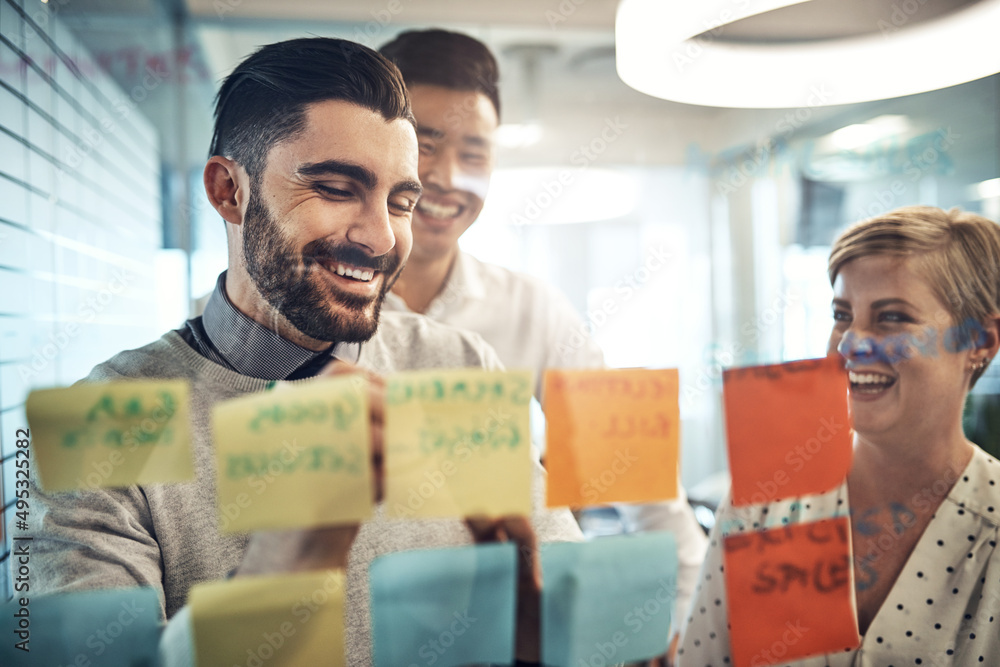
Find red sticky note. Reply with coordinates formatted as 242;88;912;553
723;517;860;667
544;368;679;507
723;357;851;506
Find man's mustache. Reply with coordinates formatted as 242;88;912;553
303;240;398;273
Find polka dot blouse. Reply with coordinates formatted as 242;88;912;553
677;445;1000;666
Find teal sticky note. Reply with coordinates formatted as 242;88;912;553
542;531;678;666
369;542;517;667
0;587;161;666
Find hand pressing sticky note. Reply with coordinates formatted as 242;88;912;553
542;532;678;667
369;543;517;667
723;357;851;506
384;369;533;518
26;380;193;492
724;517;860;667
544;368;679;507
213;376;372;533
190;570;346;667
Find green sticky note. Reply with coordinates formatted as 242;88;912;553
542;531;678;666
369;543;517;667
213;376;373;533
27;380;194;491
0;587;161;665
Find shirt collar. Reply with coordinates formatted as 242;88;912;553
201;271;360;380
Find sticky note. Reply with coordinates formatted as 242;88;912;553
212;376;372;533
26;380;193;492
384;369;533;518
369;543;517;667
191;569;345;667
0;587;161;665
723;517;860;666
723;357;852;506
542;532;677;666
544;369;680;507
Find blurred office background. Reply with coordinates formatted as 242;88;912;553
1;0;998;593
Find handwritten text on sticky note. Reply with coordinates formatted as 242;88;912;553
213;376;372;533
723;357;852;506
26;380;193;492
385;369;533;518
723;517;860;666
544;369;679;507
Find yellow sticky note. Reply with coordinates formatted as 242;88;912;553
190;569;346;667
212;376;373;533
385;369;533;519
26;381;193;492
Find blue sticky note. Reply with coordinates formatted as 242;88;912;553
0;587;161;666
542;531;678;666
369;542;517;667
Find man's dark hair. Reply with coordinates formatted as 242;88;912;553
209;37;413;178
379;29;500;120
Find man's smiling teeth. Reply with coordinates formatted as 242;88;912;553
334;264;373;282
417;200;461;218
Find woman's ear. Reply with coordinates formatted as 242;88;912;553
204;156;247;226
973;313;1000;367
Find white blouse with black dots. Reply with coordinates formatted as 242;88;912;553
677;445;1000;667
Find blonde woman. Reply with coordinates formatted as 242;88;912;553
678;206;1000;666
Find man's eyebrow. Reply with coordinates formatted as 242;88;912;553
462;135;488;148
392;180;423;198
297;160;376;190
416;125;444;140
417;126;489;149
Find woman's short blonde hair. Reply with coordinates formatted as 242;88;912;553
828;206;1000;386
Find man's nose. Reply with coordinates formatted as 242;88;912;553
346;201;395;258
421;150;459;192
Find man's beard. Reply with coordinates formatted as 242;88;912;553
242;189;401;343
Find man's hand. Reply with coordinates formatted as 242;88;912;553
235;359;386;578
316;359;386;502
466;516;542;663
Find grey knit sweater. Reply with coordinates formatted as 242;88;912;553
28;311;583;665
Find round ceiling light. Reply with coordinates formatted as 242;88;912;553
616;0;1000;108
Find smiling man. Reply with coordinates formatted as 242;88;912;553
28;37;581;666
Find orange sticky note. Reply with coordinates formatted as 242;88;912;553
544;368;679;507
723;357;851;506
723;517;860;667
